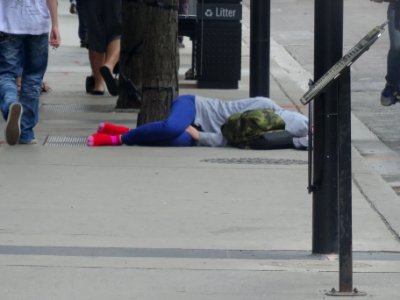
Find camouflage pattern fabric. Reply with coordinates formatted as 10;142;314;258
221;109;285;148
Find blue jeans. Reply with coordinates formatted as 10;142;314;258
0;33;49;142
386;3;400;89
121;95;196;146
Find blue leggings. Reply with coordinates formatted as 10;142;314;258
121;95;196;146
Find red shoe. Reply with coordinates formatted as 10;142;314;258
87;133;121;146
97;122;129;135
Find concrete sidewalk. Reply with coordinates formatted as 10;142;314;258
0;0;399;299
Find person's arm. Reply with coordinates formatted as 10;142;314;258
185;125;226;147
47;0;61;48
197;132;227;147
185;125;200;140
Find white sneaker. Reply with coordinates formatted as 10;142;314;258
293;136;308;150
19;138;38;145
5;102;22;146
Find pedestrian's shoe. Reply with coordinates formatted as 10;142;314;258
184;68;195;80
69;1;77;14
90;90;105;96
100;66;118;96
19;138;38;145
5;102;22;146
380;84;397;106
85;75;95;93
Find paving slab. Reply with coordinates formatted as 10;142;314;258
0;0;399;299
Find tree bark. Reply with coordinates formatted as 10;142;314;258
138;0;179;125
116;1;146;109
118;0;179;125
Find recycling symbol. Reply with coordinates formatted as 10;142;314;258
205;9;213;17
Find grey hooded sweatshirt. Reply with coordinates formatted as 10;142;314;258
193;96;308;147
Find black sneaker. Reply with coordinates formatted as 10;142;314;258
5;102;22;145
380;84;397;106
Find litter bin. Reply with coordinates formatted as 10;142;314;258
195;0;242;89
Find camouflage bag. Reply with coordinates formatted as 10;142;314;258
221;109;286;148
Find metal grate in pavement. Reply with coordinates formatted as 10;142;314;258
201;158;307;165
41;103;115;113
44;135;88;147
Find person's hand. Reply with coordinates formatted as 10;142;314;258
49;27;61;48
185;125;200;140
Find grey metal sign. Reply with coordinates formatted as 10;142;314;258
300;21;387;105
198;4;242;21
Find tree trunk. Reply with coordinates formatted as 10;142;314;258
137;0;179;125
118;0;179;122
116;1;146;109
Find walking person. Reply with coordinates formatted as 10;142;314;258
69;0;88;48
178;0;189;48
371;0;400;106
87;94;309;149
81;0;121;96
0;0;61;145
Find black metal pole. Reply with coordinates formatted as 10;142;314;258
312;0;342;254
249;0;270;97
337;68;353;293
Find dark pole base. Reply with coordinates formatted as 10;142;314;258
326;288;367;297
